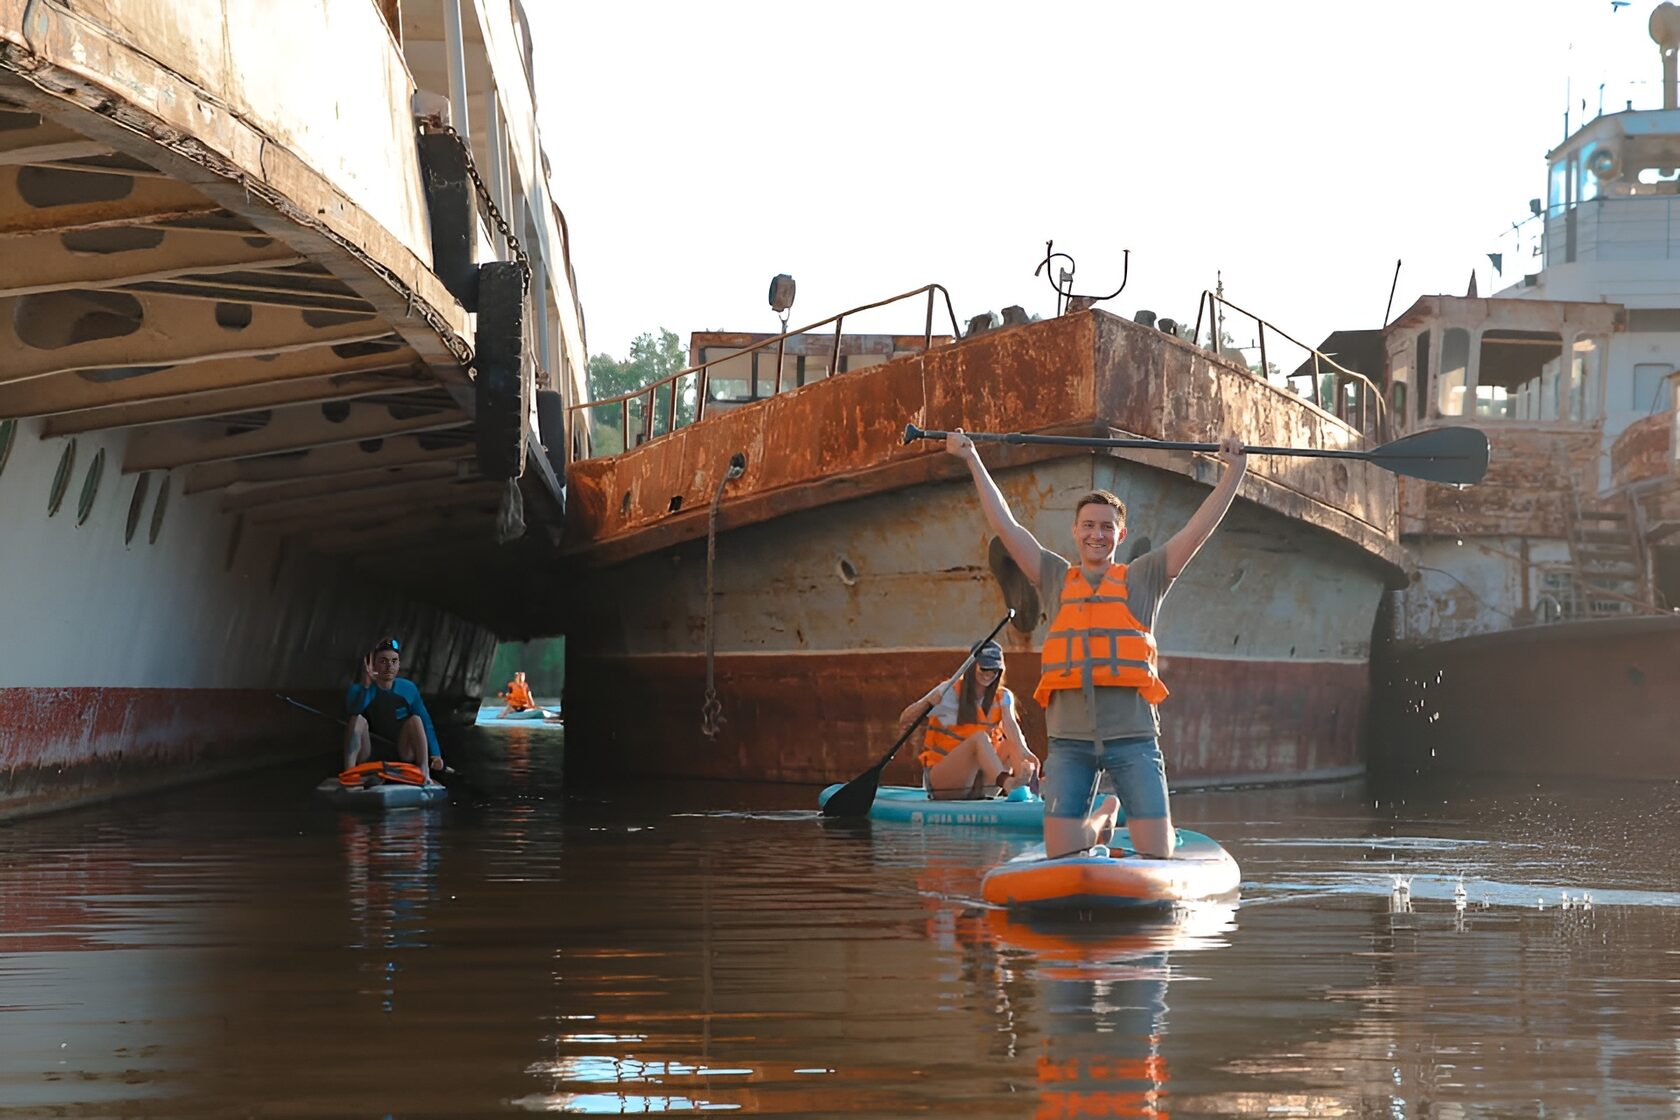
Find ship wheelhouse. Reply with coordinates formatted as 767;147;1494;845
1383;297;1621;435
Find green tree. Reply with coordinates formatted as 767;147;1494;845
487;638;565;698
586;328;694;451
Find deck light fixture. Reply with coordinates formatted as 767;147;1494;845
768;273;796;329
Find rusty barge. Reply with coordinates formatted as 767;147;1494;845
1365;5;1680;781
561;290;1414;790
0;0;589;817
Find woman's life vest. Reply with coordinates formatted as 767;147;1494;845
921;687;1010;767
1033;563;1168;709
503;677;534;710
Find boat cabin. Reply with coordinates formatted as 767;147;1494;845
1383;296;1623;434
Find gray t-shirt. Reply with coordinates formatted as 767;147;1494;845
1036;547;1172;741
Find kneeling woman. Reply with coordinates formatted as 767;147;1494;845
900;641;1039;799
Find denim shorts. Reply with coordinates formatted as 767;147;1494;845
1042;735;1170;821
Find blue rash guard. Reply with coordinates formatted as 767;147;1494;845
345;678;441;760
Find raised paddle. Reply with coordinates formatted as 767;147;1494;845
903;423;1490;485
276;693;476;792
820;609;1015;818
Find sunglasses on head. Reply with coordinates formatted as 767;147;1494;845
374;638;401;654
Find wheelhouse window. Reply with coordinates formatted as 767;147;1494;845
1437;327;1470;417
1633;363;1672;413
1477;329;1563;419
1568;337;1597;421
1578;142;1602;204
1415;329;1431;422
1549;158;1570;216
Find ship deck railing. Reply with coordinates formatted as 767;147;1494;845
570;284;962;458
1194;290;1389;443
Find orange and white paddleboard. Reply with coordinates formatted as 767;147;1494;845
981;828;1240;912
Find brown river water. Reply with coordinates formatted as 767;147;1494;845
2;720;1677;1118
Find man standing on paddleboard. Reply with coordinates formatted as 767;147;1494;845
945;430;1247;859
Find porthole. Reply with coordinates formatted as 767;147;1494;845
213;301;252;331
46;439;76;516
224;513;244;570
15;290;143;350
59;227;166;254
124;473;151;545
0;418;14;479
75;447;105;525
17;166;135;206
148;474;171;544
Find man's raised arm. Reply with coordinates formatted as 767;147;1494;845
946;430;1044;580
1163;436;1248;578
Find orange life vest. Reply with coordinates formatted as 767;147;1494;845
1033;562;1169;709
504;678;534;710
338;760;427;788
920;687;1010;768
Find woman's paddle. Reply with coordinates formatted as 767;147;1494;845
903;423;1489;485
820;609;1015;818
276;693;475;792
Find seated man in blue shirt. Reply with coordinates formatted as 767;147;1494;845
343;637;443;782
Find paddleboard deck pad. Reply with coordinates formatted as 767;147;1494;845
817;783;1044;830
314;777;448;810
982;829;1239;911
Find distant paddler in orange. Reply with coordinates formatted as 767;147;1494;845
898;640;1039;799
496;671;536;718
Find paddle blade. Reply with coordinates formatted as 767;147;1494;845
1367;426;1490;484
820;763;884;817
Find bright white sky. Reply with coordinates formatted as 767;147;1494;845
529;1;1661;366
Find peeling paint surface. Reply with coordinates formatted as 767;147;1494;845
567;313;1405;572
1611;412;1671;487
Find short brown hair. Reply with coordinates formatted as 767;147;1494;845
1074;489;1126;522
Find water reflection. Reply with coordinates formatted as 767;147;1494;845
337;808;441;1012
982;904;1236;1119
2;749;1678;1117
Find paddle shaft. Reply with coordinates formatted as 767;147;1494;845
906;421;1490;484
912;426;1453;462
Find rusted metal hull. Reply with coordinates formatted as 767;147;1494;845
0;685;480;822
566;650;1368;788
1370;615;1680;781
564;312;1403;788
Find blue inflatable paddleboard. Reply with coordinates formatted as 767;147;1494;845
817;783;1045;831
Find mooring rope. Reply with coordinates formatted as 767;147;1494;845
701;452;747;739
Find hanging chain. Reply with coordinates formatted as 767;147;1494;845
418;117;531;293
701;453;747;739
